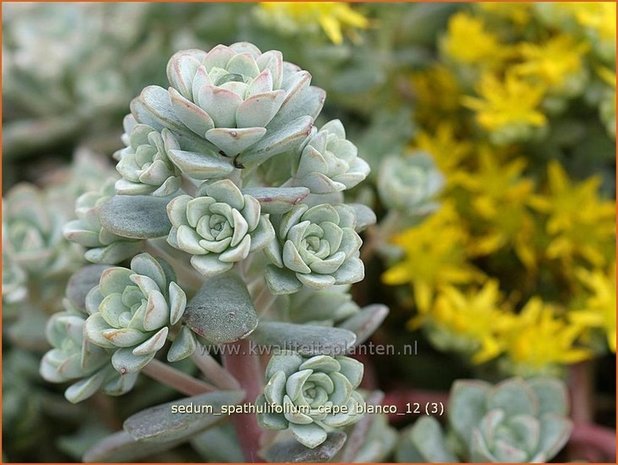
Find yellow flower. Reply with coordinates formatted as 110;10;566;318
559;2;616;40
410;65;461;127
515;34;589;94
502;298;592;372
570;263;616;352
529;161;615;266
412;123;472;176
453;149;537;267
442;12;504;65
478;3;532;26
383;202;481;314
462;72;547;136
257;2;368;44
428;281;516;363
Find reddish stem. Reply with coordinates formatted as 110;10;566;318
570;423;616;462
222;338;265;462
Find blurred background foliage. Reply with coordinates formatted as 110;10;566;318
2;2;615;462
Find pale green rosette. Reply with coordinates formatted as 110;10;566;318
84;253;188;374
291;119;370;193
40;311;138;403
378;152;444;215
166;179;275;277
256;351;364;449
131;42;324;166
63;179;143;264
114;117;182;196
397;377;573;463
265;204;364;295
3;184;81;276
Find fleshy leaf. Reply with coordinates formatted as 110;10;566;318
183;271;258;344
250;321;356;355
99;195;172;239
123;390;245;442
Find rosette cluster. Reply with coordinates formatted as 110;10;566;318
291;119;370;193
378;152;444;215
40;310;138;403
114;120;182;197
265;204;364;294
166;179;274;277
257;351;364;449
84;253;187;373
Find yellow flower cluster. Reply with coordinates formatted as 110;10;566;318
385;4;616;375
255;2;368;45
436;5;614;145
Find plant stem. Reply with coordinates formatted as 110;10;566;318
142;359;217;396
569;360;594;424
570;422;616;462
191;346;241;390
222;338;265;462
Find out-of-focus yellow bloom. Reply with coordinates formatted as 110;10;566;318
257;2;368;44
410;65;461;127
383;203;481;315
413;123;471;175
570;264;616;352
463;72;546;133
429;281;516;363
442;12;504;65
478;2;532;26
515;35;589;93
502;298;592;372
530;161;615;266
558;2;617;40
454;150;537;267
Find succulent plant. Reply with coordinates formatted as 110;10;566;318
114;118;182;196
84;253;188;373
3;184;82;277
378;151;444;215
290;119;370;193
35;40;384;462
64;179;144;264
256;351;364;449
40;310;139;403
397;377;573;463
166;179;275;277
132;42;325;168
265;204;364;294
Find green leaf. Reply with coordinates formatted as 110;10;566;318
242;187;310;214
487;378;537;417
123;390;245;442
183;271;258;344
83;431;184;462
448;380;491;446
401;416;458;462
261;431;347;462
339;304;389;346
250;321;356;355
99;195;172;239
527;377;569;416
238;116;313;168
